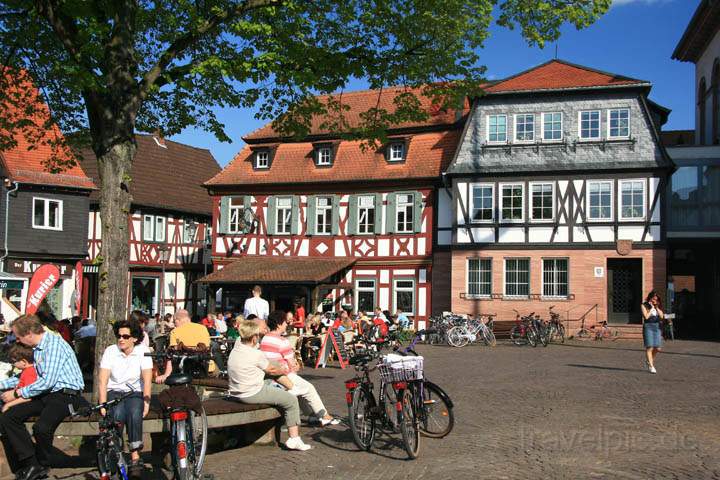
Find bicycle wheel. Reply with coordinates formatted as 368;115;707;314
509;325;524;346
349;386;376;451
482;327;497;347
538;325;549;347
173;407;208;480
398;388;420;459
527;327;538;347
447;326;469;348
418;382;454;438
97;437;127;480
557;324;566;343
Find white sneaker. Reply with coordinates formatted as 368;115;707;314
649;366;657;374
285;436;312;451
320;417;341;426
287;384;310;396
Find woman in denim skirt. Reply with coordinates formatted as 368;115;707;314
640;290;665;374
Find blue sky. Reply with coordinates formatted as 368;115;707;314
171;0;698;167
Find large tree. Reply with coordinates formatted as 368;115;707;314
0;0;610;386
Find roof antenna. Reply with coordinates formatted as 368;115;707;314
555;43;559;60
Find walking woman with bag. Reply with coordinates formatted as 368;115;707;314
641;290;665;374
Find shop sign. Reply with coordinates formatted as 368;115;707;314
8;260;72;277
0;279;24;289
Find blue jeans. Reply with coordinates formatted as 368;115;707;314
108;390;144;451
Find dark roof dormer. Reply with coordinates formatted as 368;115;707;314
383;137;410;163
249;144;278;170
312;141;338;168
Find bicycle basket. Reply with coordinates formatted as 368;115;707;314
378;355;424;383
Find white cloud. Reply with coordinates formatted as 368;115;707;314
612;0;671;5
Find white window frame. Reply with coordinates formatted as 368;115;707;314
578;110;601;140
586;180;614;222
255;151;269;169
486;114;508;144
143;214;155;241
357;195;376;235
607;108;631;139
183;220;197;244
499;182;525;223
315;196;333;235
32;197;63;231
393;278;415;316
228;197;245;234
619;178;647;221
514;113;535;143
317;147;332;166
388;142;405;162
541;258;569;299
466;258;492;298
395;193;414;234
542;112;563;142
529;182;555;222
154;216;167;242
142;214;166;242
355;278;377;314
470;183;494;223
503;258;530;298
275;196;293;234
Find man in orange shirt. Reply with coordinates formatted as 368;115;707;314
155;309;214;383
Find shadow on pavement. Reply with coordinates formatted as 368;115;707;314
555;342;720;359
565;363;642;373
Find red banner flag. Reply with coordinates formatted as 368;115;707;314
74;261;83;315
25;264;61;315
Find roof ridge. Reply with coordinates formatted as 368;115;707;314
135;132;214;153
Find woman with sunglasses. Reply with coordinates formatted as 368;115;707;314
98;320;153;478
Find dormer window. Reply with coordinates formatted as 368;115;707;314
389;142;405;162
255;150;269;169
317;147;332;166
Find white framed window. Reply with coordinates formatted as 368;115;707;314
471;184;494;222
515;114;535;142
500;183;524;222
467;258;492;298
355;279;376;313
542;112;563;141
228;197;245;234
587;180;613;221
255;151;269;169
487;114;507;143
504;258;530;298
619;179;646;220
183;220;198;244
32;198;63;231
608;108;630;138
579;110;601;140
276;196;293;234
393;279;415;315
542;258;569;298
357;195;376;234
389;142;405;162
315;196;333;235
395;193;414;233
530;182;554;221
142;214;166;242
317;147;332;166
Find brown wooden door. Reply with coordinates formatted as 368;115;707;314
607;259;643;324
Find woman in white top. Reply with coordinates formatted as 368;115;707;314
98;320;153;474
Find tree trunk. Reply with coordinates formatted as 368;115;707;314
92;139;135;400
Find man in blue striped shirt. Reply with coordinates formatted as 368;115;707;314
0;314;84;480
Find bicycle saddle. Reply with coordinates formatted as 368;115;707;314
165;373;193;386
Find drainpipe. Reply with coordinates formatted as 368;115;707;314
1;180;19;272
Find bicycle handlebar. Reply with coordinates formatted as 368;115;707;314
69;389;137;418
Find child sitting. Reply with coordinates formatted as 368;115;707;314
1;343;37;412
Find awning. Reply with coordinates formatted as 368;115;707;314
197;257;357;285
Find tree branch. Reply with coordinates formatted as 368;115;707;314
35;0;94;71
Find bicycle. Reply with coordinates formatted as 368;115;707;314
146;349;209;480
446;315;496;348
546;306;566;344
593;321;620;341
509;310;538;347
69;389;137;480
532;314;549;347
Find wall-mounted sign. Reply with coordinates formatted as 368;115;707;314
8;260;72;278
594;267;605;278
0;279;24;289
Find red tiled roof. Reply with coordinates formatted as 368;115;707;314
206;129;460;186
485;60;648;94
0;69;94;190
77;134;221;215
244;85;467;141
198;256;356;284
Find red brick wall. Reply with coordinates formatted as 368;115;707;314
450;248;667;326
431;251;452;315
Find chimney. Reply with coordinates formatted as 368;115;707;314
153;129;167;149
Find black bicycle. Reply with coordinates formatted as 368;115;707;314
69;390;137;480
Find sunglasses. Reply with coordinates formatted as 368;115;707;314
116;334;133;340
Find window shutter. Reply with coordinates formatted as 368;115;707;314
306;196;316;235
331;195;341;235
291;195;300;235
219;197;230;234
413;191;423;233
373;193;383;234
266;196;276;235
347;195;358;235
386;193;396;234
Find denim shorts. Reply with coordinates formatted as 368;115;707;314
643;322;662;349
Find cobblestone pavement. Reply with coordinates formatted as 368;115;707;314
52;340;720;480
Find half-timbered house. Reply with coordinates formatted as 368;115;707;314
437;60;673;331
202;87;466;327
77;135;221;318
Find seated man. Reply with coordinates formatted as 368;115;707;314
155;309;215;383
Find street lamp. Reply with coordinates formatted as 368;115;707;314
158;245;171;316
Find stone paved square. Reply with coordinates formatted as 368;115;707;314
52;340;720;479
